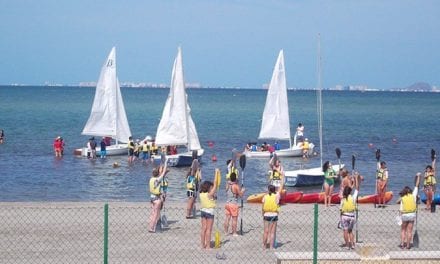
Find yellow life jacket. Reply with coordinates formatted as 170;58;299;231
226;166;238;180
142;144;150;152
149;178;160;195
302;142;310;150
200;193;216;209
376;168;387;180
128;141;135;150
424;172;437;186
401;194;416;213
270;170;281;180
341;195;356;213
263;193;280;213
186;175;196;190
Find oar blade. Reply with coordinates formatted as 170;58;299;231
432;149;436;161
239;154;246;170
375;149;381;161
335;148;341;159
352;155;356;171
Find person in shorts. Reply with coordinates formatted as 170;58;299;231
397;173;420;249
339;172;360;249
224;172;245;236
199;178;218;249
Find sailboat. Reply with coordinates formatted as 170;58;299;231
244;50;314;158
284;37;343;187
153;47;204;167
75;47;132;157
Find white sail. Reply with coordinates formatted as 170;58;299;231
155;47;201;150
81;47;131;143
258;50;291;141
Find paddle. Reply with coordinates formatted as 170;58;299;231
190;158;199;218
160;153;169;229
413;173;421;248
239;154;246;235
214;169;222;248
336;148;342;170
374;149;381;208
352;154;362;244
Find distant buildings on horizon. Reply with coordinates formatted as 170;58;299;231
3;81;439;92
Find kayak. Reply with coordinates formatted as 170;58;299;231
246;190;302;204
420;193;440;205
298;192;340;204
282;191;303;203
357;191;393;204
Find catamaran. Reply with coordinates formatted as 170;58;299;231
244;50;314;158
153;47;204;167
284;37;343;186
75;47;132;157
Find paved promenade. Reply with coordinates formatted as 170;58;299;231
0;202;439;263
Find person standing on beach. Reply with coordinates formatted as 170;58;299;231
224;172;245;236
397;173;420;249
338;168;354;199
323;161;337;207
339;172;360;250
376;161;389;208
262;181;283;250
269;156;284;191
148;162;169;233
199;178;218;249
100;137;107;158
423;154;436;211
186;162;201;218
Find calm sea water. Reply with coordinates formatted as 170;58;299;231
0;86;439;202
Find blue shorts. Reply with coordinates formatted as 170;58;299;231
264;216;278;222
201;211;214;219
142;152;150;160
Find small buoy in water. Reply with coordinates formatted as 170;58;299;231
208;141;214;148
113;162;120;168
211;154;217;162
368;143;374;148
392;138;397;143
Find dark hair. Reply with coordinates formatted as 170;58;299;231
399;186;412;197
226;159;231;165
152;168;160;177
322;161;330;172
230;172;237;182
380;161;386;166
343;186;352;200
200;181;213;193
426;165;433;171
268;184;276;195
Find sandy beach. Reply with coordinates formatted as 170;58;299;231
1;202;439;263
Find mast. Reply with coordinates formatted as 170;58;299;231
317;34;323;168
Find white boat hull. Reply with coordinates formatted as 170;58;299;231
74;144;128;157
152;149;204;167
284;164;344;187
245;143;315;158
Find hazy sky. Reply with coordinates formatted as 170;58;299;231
1;0;439;89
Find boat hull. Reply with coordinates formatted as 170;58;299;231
357;191;393;204
246;191;302;204
244;143;315;158
284;164;343;187
74;144;128;157
152;149;204;167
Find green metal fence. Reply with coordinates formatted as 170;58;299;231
0;202;439;263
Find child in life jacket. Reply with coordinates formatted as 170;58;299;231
148;162;169;233
186;160;201;218
224;172;245;236
339;172;360;249
199;173;218;249
262;179;283;250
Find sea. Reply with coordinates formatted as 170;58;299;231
0;85;439;203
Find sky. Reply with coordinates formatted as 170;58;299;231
0;0;439;89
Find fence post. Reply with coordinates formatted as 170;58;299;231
313;203;318;264
104;203;109;264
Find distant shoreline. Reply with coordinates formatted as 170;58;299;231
1;84;439;93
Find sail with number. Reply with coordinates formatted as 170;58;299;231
81;47;131;143
155;47;201;151
258;50;291;143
